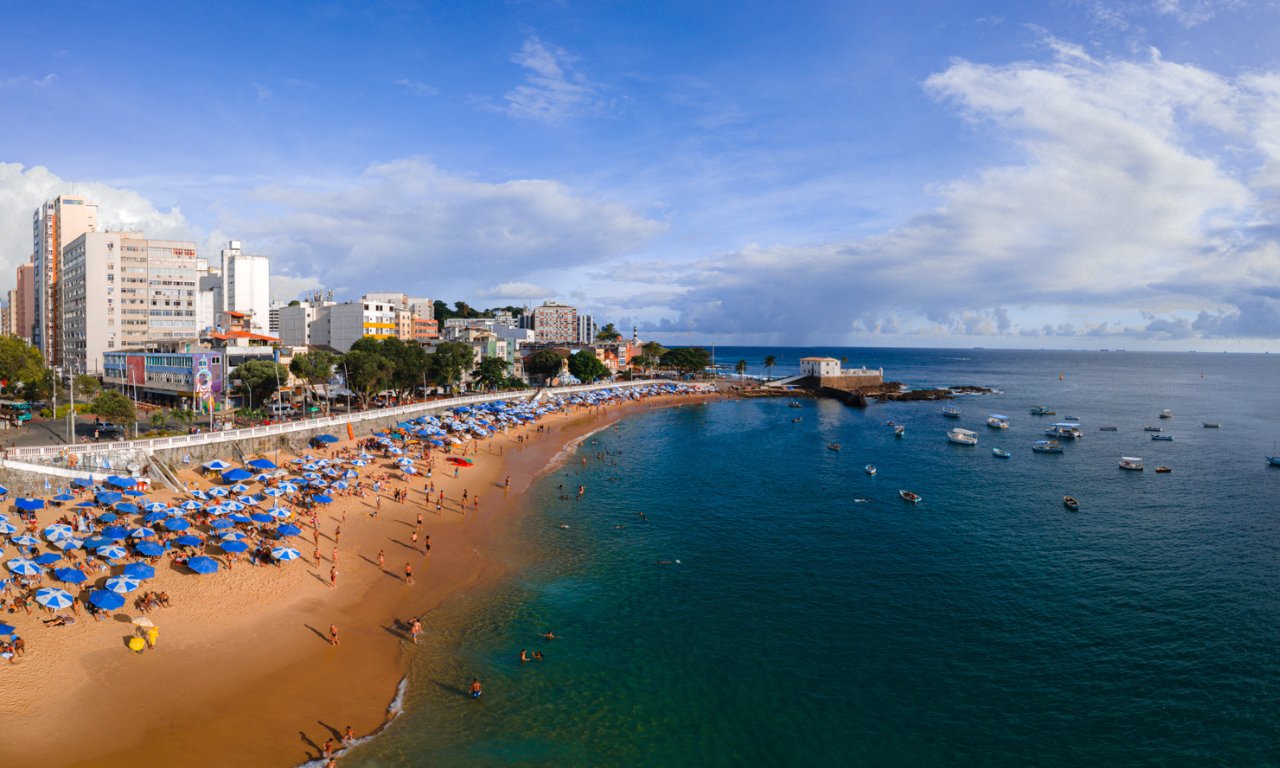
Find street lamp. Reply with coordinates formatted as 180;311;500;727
341;360;352;412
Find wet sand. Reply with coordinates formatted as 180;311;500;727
0;391;710;767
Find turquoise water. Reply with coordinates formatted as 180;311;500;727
348;349;1280;767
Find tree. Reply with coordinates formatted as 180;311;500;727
350;337;427;402
149;410;167;431
74;374;102;400
525;349;565;380
0;336;47;399
233;359;289;409
735;359;747;379
634;340;668;375
764;355;777;380
659;347;712;376
290;350;337;414
427;341;475;392
569;350;610;382
472;357;510;391
342;349;393;407
91;389;135;423
595;323;620;342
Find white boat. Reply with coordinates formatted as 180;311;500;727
899;489;921;503
1119;456;1144;471
1044;422;1083;440
986;414;1009;429
1159;409;1172;419
992;447;1010;458
1150;434;1173;441
864;464;876;476
1031;440;1064;454
942;406;961;418
894;425;905;437
947;428;978;446
1268;455;1280;467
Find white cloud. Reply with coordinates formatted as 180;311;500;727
270;274;324;304
476;281;553;300
0;73;57;90
395;79;439;96
502;36;606;122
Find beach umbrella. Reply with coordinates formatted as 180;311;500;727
104;575;141;594
219;540;249;553
52;493;75;502
114;503;140;514
221;530;247;541
132;616;155;628
236;495;259;506
207;487;229;498
72;478;94;488
143;511;170;524
133;541;165;557
249;512;273;524
277;482;299;493
202;459;232;471
247;458;277;470
95;511;118;523
266;507;291;519
15;497;45;511
191;490;209;500
6;558;42;575
122;562;156;579
88;590;125;611
228;513;252;524
221;501;245;512
95;491;122;505
34;552;63;565
100;525;127;540
10;534;41;548
349;459;367;467
229;483;251;494
52;537;84;551
128;527;156;539
262;487;284;497
209;518;234;530
173;535;203;548
301;472;320;480
0;485;7;496
179;499;203;511
106;475;136;488
0;522;15;535
185;556;219;575
312;494;333;504
276;523;301;537
35;587;75;609
82;536;110;550
312;434;339;444
96;545;128;560
143;502;169;513
123;490;146;497
162;518;191;532
0;622;14;635
43;523;74;540
220;468;252;483
271;547;301;562
53;567;88;584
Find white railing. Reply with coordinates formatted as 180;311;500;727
5;380;667;464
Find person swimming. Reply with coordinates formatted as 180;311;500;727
469;678;482;698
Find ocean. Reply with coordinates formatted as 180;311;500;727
345;348;1280;767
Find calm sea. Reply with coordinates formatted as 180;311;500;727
346;348;1280;767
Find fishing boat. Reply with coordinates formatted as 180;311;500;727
1202;422;1220;428
788;401;803;409
946;428;978;446
986;414;1009;429
942;406;961;418
1063;496;1079;511
1143;425;1162;432
992;447;1011;459
1155;466;1172;473
1119;456;1144;471
864;464;876;476
1151;434;1173;441
1159;409;1173;419
1044;422;1083;440
1098;426;1118;431
899;489;921;503
1031;440;1064;454
827;443;841;452
1030;406;1055;416
894;425;905;437
1267;455;1280;467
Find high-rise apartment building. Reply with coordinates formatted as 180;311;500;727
220;240;270;335
59;231;198;375
532;301;577;343
32;194;97;363
1;295;13;337
14;262;35;341
576;313;598;345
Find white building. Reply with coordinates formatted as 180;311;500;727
799;357;842;378
328;298;397;352
33;194;97;364
576;313;598;345
532;301;577;343
220;240;271;335
59;231;199;375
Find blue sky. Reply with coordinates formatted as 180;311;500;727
2;1;1279;349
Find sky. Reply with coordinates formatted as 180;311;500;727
2;0;1280;350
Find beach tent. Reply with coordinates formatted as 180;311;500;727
247;458;277;470
220;468;252;484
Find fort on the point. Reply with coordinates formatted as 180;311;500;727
797;357;884;390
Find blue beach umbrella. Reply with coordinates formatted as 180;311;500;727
82;536;110;550
249;512;273;524
106;476;136;488
179;499;204;511
52;537;84;551
0;522;16;535
228;513;252;524
276;523;301;537
220;468;252;484
35;586;75;609
52;493;75;502
95;512;118;523
312;494;333;504
6;558;42;575
15;497;45;511
229;483;251;494
128;527;156;539
95;492;122;505
202;459;232;471
72;478;94;488
209;518;234;530
123;490;146;497
262;487;284;498
207;487;230;498
219;540;249;553
143;502;169;513
11;534;41;548
143;511;169;524
271;547;300;562
96;545;128;560
185;556;219;575
114;503;140;514
103;575;141;594
99;526;127;540
220;531;247;541
134;541;166;557
34;552;63;565
43;523;74;540
88;590;125;611
173;535;203;548
266;507;291;519
121;562;156;579
163;518;191;531
0;622;14;635
54;567;88;584
247;458;277;470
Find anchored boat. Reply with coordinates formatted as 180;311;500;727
987;414;1009;429
947;428;978;446
1120;456;1144;471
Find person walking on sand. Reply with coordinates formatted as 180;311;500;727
330;565;338;588
411;529;418;548
377;549;385;568
423;535;431;557
342;725;356;745
470;678;482;698
410;617;422;644
404;563;414;584
329;624;340;646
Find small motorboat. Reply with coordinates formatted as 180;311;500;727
1030;406;1055;416
1120;456;1144;471
987;414;1009;429
827;443;841;452
1159;409;1173;419
1032;440;1064;454
947;428;978;446
1151;434;1174;441
1063;496;1079;511
894;425;905;437
1143;425;1162;432
1098;426;1118;431
864;464;876;476
899;489;921;503
992;447;1011;459
791;417;802;423
1202;422;1220;428
1267;455;1280;467
942;406;961;418
1044;423;1083;440
788;401;803;409
1155;466;1172;473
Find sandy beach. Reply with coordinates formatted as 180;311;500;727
0;388;714;767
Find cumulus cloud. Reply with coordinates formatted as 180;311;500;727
476;281;553;300
502;36;607;122
270;274;324;304
631;42;1280;342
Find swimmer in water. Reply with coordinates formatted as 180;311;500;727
470;678;483;698
540;631;556;640
558;523;570;529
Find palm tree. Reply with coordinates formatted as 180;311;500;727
764;355;777;380
735;359;747;379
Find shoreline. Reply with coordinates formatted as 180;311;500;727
1;388;716;768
